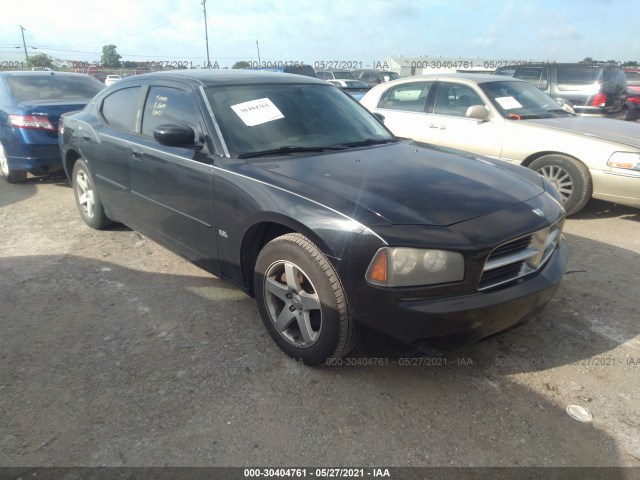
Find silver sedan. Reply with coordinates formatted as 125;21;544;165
360;73;640;215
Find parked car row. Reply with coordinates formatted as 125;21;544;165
1;67;636;365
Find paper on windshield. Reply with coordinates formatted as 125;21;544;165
495;96;523;110
230;98;284;126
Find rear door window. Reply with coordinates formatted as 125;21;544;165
101;87;141;132
557;67;602;90
516;67;549;89
377;82;433;112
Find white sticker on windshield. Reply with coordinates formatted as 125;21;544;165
230;98;284;126
495;96;523;110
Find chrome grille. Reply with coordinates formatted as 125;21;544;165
479;222;562;291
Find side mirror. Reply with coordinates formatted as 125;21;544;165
153;124;196;147
373;113;385;124
383;75;390;82
466;105;491;122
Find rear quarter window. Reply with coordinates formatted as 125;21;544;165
557;67;602;90
101;86;141;132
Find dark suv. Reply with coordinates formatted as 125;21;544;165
493;63;627;119
354;69;400;86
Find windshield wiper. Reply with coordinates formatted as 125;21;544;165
237;145;346;159
547;108;575;116
336;138;399;148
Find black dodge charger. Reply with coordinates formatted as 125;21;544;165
59;70;568;365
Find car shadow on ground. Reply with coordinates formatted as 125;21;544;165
571;198;638;221
0;251;636;467
0;173;70;208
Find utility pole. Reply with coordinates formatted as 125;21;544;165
256;40;261;65
201;0;211;68
20;25;28;62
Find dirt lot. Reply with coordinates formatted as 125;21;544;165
1;173;639;468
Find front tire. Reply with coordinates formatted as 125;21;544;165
529;154;592;216
255;233;355;366
0;142;27;184
72;158;113;229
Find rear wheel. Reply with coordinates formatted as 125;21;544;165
529;154;592;215
0;143;27;184
72;158;113;229
254;233;355;366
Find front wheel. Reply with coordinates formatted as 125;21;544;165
529;154;592;216
254;233;355;365
72;158;113;229
0;142;27;184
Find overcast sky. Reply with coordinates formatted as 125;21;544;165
0;0;636;68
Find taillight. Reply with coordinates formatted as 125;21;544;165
591;93;607;107
628;96;640;104
8;114;55;131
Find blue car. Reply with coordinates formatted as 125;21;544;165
0;71;104;183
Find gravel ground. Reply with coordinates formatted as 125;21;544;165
0;174;639;468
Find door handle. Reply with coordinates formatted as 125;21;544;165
131;149;143;161
428;124;439;129
428;124;446;130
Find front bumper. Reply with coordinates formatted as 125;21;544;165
344;235;568;347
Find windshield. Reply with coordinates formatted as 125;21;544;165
7;74;104;102
333;71;356;80
382;72;400;80
206;83;394;157
479;80;572;119
345;80;369;88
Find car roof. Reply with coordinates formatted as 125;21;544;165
498;62;622;69
0;71;94;78
116;69;327;87
392;73;526;84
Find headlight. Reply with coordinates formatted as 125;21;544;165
366;247;465;287
607;152;640;172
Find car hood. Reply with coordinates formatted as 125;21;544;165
524;117;640;149
250;142;544;226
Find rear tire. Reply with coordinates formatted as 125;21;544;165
254;233;355;366
72;158;113;229
0;142;27;184
529;154;592;215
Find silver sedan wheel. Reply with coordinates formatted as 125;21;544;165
75;169;95;219
536;164;573;202
263;260;322;348
0;143;8;177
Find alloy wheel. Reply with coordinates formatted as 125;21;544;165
536;164;573;202
75;170;95;218
263;260;323;347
